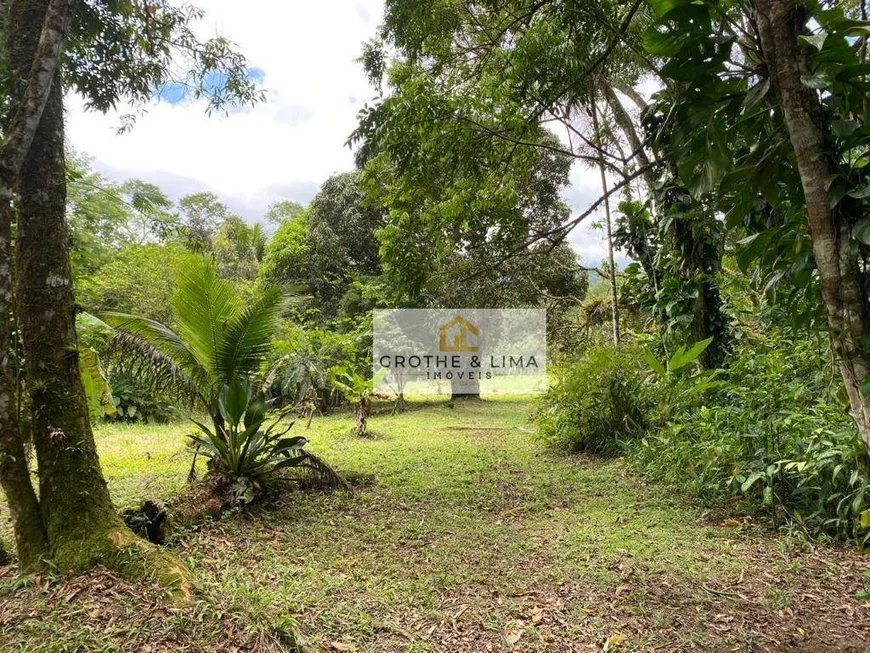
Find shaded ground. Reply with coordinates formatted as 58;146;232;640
1;399;869;651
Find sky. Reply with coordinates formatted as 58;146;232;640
65;0;620;268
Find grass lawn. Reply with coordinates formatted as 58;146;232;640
1;398;869;651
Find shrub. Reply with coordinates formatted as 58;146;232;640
535;346;652;455
628;333;870;545
539;331;870;545
108;373;177;423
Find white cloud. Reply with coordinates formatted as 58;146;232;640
65;0;622;265
66;0;382;222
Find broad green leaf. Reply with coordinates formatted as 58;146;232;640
223;378;249;427
669;337;714;371
642;350;667;377
833;120;859;139
800;72;832;89
798;32;827;50
741;471;764;492
853;218;870;245
849;185;870;199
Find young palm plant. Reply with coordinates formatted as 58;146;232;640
104;255;285;434
105;255;347;496
191;378;346;503
331;368;385;437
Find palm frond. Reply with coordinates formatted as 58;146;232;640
171;255;237;375
259;353;293;396
104;313;205;405
215;284;287;384
293;450;351;492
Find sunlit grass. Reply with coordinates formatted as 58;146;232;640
0;398;836;651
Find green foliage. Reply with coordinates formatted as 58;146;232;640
258;208;310;290
177;192;229;250
352;0;638;308
329;367;386;437
632;333;870;545
76;312;117;422
265;322;366;412
539;325;870;544
104;255;287;427
79;348;116;423
67;153;178;281
189;379;309;503
329;367;376;403
213;215;260;283
65;0;263;117
108;374;177;424
78;243;197;325
535;346;652;455
641;0;867;326
258;173;384;323
265;200;305;225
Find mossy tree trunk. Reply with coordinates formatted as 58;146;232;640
3;0;192;596
12;0;131;571
0;210;46;568
0;0;72;570
755;0;870;449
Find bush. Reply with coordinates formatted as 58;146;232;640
108;373;177;423
535;346;652;455
539;332;870;545
189;379;346;503
628;333;870;545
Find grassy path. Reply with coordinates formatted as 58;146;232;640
1;399;869;651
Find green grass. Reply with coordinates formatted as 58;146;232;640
1;399;867;651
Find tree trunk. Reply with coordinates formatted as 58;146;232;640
0;211;46;569
0;0;72;570
601;83;656;194
8;0;191;596
590;97;621;345
755;0;870;445
15;72;128;569
354;397;371;436
450;376;480;400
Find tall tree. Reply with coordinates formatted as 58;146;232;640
642;0;870;444
0;0;260;583
0;0;70;573
355;1;734;366
265;199;305;225
177;191;229;250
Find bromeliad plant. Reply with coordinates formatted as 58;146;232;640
189;378;342;503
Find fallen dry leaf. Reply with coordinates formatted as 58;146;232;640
329;641;358;652
603;633;627;651
505;623;525;645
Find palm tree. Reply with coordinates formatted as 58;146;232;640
104;254;285;434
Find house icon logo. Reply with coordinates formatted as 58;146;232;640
439;315;480;352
